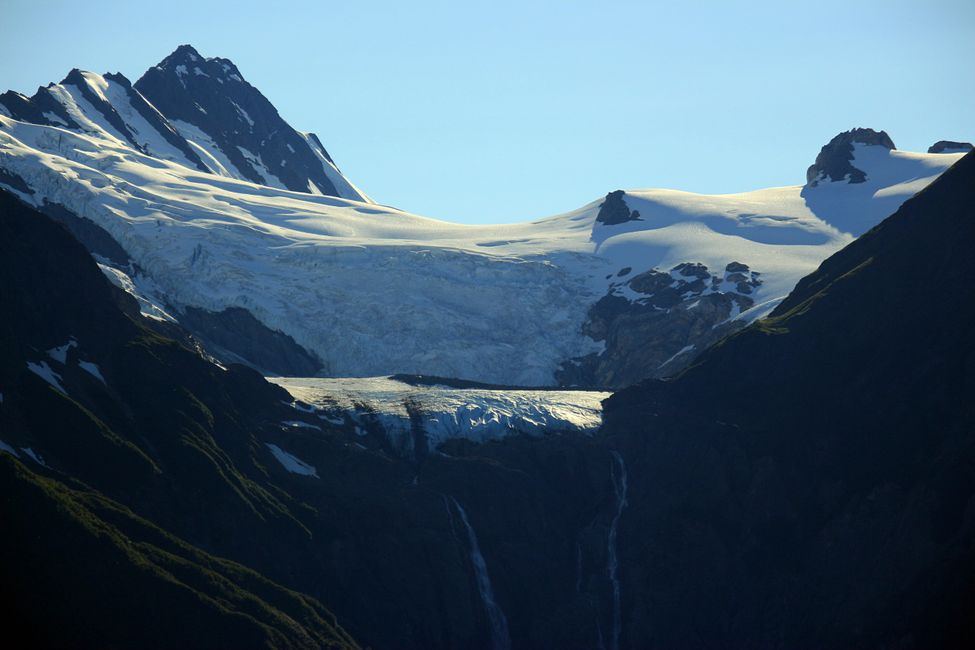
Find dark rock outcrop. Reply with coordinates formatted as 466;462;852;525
0;86;80;129
0;168;34;196
103;71;211;171
928;140;973;154
60;68;144;149
595;190;641;226
37;201;130;266
557;261;761;388
806;127;895;186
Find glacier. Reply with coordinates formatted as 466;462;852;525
270;376;610;453
0;54;966;385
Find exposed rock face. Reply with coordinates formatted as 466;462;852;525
3;68;210;175
0;168;34;196
806;127;896;186
178;305;324;376
61;69;149;153
37;201;131;266
135;45;344;196
556;261;762;388
594;190;641;226
0;85;80;129
928;140;973;154
102;71;212;171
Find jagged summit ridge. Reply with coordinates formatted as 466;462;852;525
133;45;368;199
0;45;368;201
146;43;245;86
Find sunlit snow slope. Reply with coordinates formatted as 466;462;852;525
271;376;609;455
0;48;965;386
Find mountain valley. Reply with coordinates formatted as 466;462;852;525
1;42;973;650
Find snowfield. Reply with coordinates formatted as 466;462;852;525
0;64;965;385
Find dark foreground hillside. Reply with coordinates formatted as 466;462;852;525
0;190;359;649
603;150;975;648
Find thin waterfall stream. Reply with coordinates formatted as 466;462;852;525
449;496;512;650
608;451;628;650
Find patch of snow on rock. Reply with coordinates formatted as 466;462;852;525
21;447;47;467
280;420;322;431
79;361;106;384
47;339;77;364
265;443;319;477
27;361;67;394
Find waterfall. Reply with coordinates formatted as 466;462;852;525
608;451;628;650
449;497;511;650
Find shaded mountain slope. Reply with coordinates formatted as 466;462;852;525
0;188;632;649
0;458;356;650
602;151;975;647
0;188;359;649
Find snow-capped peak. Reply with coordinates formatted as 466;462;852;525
0;45;368;202
133;45;369;200
150;44;245;84
156;44;204;68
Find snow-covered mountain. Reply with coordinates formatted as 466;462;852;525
0;45;367;201
0;46;966;386
4;135;973;650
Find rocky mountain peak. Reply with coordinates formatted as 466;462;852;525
152;44;246;85
134;45;355;197
156;44;204;68
58;68;90;87
806;127;896;186
2;44;368;203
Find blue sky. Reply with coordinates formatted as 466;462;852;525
2;0;972;223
